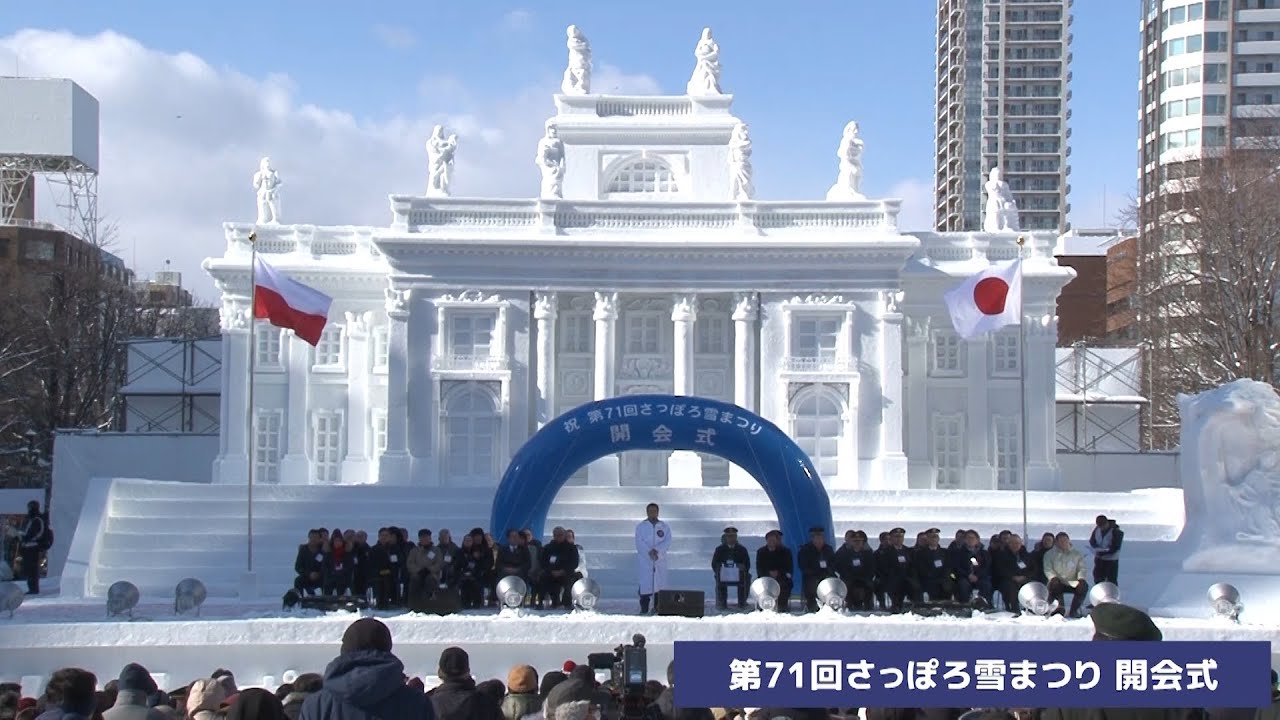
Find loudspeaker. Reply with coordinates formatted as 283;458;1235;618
655;589;704;618
410;588;461;616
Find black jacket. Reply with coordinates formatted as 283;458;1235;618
711;543;750;578
454;545;492;582
947;543;991;583
911;546;949;582
755;545;794;581
20;513;44;548
834;544;876;583
428;677;503;720
647;687;714;720
297;650;435;720
368;544;405;582
295;544;326;580
877;544;914;580
324;551;355;589
797;542;836;581
541;540;580;575
496;544;531;577
992;546;1036;583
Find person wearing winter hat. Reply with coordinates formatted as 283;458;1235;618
428;647;503;720
562;661;577;674
226;688;285;720
280;673;321;720
297;617;435;720
539;672;567;701
187;678;227;720
502;666;541;720
545;667;615;720
102;664;167;720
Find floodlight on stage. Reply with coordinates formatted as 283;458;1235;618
107;581;140;618
282;670;299;685
497;576;528;609
1208;582;1242;622
0;582;24;618
571;577;601;611
749;577;780;612
174;578;208;616
1088;581;1120;608
816;577;848;611
1017;581;1058;617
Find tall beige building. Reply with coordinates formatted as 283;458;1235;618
935;0;1073;233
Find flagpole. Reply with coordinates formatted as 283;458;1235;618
246;231;258;575
1016;236;1029;542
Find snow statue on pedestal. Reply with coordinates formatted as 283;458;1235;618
686;27;722;96
253;157;282;225
1179;379;1280;573
426;125;458;197
536;123;565;199
983;168;1020;232
728;122;754;201
825;121;866;201
561;25;592;95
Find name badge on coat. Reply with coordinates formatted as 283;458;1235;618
852;558;862;567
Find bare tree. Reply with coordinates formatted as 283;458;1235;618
1137;144;1280;447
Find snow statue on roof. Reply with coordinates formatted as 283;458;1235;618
983;168;1020;232
1179;379;1280;572
729;122;754;201
686;27;722;96
426;125;458;197
561;25;592;95
253;157;282;225
826;121;866;201
535;123;566;199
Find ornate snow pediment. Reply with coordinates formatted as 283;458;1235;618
620;356;673;380
566;294;593;312
698;296;725;314
787;294;849;305
624;297;670;312
438;290;503;305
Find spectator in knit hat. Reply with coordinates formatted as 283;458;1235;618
554;700;598;720
298;617;435;720
102;664;166;720
38;668;98;720
539;672;567;702
226;688;285;720
281;674;322;720
545;667;615;720
428;647;503;720
502;665;541;720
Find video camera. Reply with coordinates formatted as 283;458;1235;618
587;633;649;719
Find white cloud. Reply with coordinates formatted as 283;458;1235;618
372;24;416;50
502;10;534;32
886;177;935;232
0;30;659;301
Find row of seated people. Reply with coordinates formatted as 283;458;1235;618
711;526;1093;617
292;525;587;610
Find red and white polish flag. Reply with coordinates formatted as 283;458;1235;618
253;256;333;347
943;258;1023;340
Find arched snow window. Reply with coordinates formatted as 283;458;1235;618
790;386;844;482
443;382;501;485
605;157;679;195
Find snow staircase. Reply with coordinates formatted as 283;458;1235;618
71;479;1186;602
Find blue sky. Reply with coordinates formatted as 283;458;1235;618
1;1;1139;294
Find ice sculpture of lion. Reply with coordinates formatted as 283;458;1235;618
1179;379;1280;572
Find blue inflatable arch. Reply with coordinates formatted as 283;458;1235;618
490;394;835;569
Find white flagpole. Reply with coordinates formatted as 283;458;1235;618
1016;236;1029;542
246;232;258;574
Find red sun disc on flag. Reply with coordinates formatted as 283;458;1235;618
973;277;1010;315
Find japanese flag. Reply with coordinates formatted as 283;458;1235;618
943;258;1023;340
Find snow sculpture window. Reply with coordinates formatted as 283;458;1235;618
255;323;282;368
791;386;843;481
254;410;283;484
372;409;388;456
929;330;964;377
931;413;965;489
994;416;1022;490
448;312;495;359
311;410;345;484
372;326;389;372
626;313;662;354
696;315;729;355
560;312;592;354
606;158;679;195
314;325;345;368
991;332;1020;376
791;315;841;360
443;383;500;484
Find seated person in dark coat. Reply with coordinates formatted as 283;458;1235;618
876;527;919;612
538;526;582;609
911;528;954;603
294;529;326;596
834;529;876;611
755;530;794;612
948;528;994;605
797;526;837;612
711;526;751;610
992;533;1036;613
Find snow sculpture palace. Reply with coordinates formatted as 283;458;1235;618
204;26;1072;493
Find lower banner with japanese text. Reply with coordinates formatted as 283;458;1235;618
673;641;1272;709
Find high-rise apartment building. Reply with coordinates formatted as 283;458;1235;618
935;0;1073;233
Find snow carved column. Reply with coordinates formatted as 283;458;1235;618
904;314;933;489
878;292;908;489
379;289;413;485
213;297;251;484
534;293;558;428
668;294;703;488
964;336;993;490
729;292;759;488
278;329;312;485
1025;311;1062;490
342;312;372;484
588;291;620;486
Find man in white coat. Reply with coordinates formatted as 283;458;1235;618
635;502;672;614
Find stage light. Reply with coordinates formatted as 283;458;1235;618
1088;581;1120;608
1017;581;1058;617
0;582;24;618
816;577;847;611
571;577;601;611
497;576;528;609
174;578;208;616
1208;582;1242;622
281;670;299;685
749;577;780;612
107;581;140;619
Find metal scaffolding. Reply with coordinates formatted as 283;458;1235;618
1055;342;1147;452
